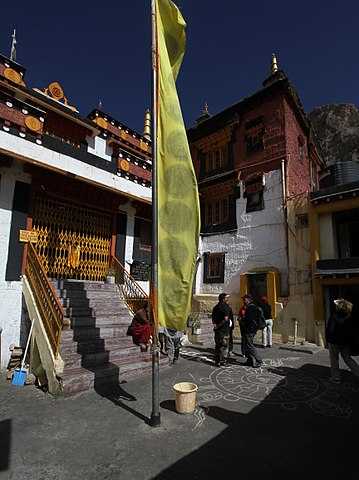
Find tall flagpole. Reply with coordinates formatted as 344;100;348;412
150;0;161;428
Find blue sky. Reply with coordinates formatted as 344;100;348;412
0;1;358;133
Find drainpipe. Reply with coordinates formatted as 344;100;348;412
281;158;290;296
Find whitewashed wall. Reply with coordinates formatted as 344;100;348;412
0;131;151;203
196;169;288;298
0;161;31;368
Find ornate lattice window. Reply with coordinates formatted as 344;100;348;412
203;252;225;283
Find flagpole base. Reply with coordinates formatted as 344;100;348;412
149;413;161;427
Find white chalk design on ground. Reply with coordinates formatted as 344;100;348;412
181;349;358;419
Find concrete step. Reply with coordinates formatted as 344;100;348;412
61;358;166;396
61;324;128;342
64;306;130;318
60;335;134;355
63;346;152;369
57;289;121;301
61;297;128;309
53;279;118;292
69;315;131;328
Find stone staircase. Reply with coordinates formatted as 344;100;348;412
53;279;156;396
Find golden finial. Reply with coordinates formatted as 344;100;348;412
143;108;151;140
271;53;279;74
203;101;209;115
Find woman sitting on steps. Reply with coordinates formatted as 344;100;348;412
128;302;152;352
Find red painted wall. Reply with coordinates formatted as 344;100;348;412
235;95;285;178
282;98;311;197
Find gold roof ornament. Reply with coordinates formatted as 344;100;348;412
203;101;209;116
143;108;151;140
33;81;79;112
271;53;279;74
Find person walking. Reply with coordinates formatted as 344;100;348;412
260;296;273;348
212;293;231;367
241;294;263;368
326;298;359;383
166;328;182;365
238;303;247;357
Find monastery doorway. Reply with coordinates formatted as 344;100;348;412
31;192;112;281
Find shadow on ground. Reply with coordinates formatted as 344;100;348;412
0;419;11;472
153;362;359;479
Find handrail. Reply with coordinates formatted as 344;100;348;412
25;243;64;357
110;256;149;315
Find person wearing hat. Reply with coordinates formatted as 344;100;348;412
241;294;263;368
211;293;232;367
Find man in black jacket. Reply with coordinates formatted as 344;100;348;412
241;294;263;368
212;293;232;367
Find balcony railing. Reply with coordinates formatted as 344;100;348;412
110;256;149;315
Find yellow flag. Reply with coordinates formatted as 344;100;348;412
156;0;200;330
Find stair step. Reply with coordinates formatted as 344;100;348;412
57;290;121;301
61;359;164;396
63;348;153;369
53;280;118;292
61;336;135;355
62;324;128;341
64;307;130;318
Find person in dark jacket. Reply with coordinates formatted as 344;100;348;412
326;298;359;383
241;294;263;368
212;293;232;367
238;304;247;357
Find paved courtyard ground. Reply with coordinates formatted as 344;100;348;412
0;343;358;480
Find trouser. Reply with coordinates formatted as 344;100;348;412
166;329;181;363
239;324;246;355
243;332;262;366
214;329;230;364
229;327;234;353
159;331;167;353
328;343;359;380
262;319;273;346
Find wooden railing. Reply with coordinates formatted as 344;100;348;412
110;256;149;315
25;243;64;357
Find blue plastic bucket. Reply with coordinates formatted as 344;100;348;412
11;368;27;386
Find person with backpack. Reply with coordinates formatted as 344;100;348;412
241;294;265;368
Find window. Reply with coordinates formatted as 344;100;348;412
204;197;231;227
246;191;264;213
296;214;309;228
244;175;265;213
245;117;265;155
203;147;227;174
204;252;225;283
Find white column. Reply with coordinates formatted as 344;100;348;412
0;162;31;368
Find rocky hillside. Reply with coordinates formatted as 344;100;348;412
308;104;359;165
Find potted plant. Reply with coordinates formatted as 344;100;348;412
106;266;116;284
190;312;201;335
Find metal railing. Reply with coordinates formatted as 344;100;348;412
110;256;149;315
25;243;64;357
